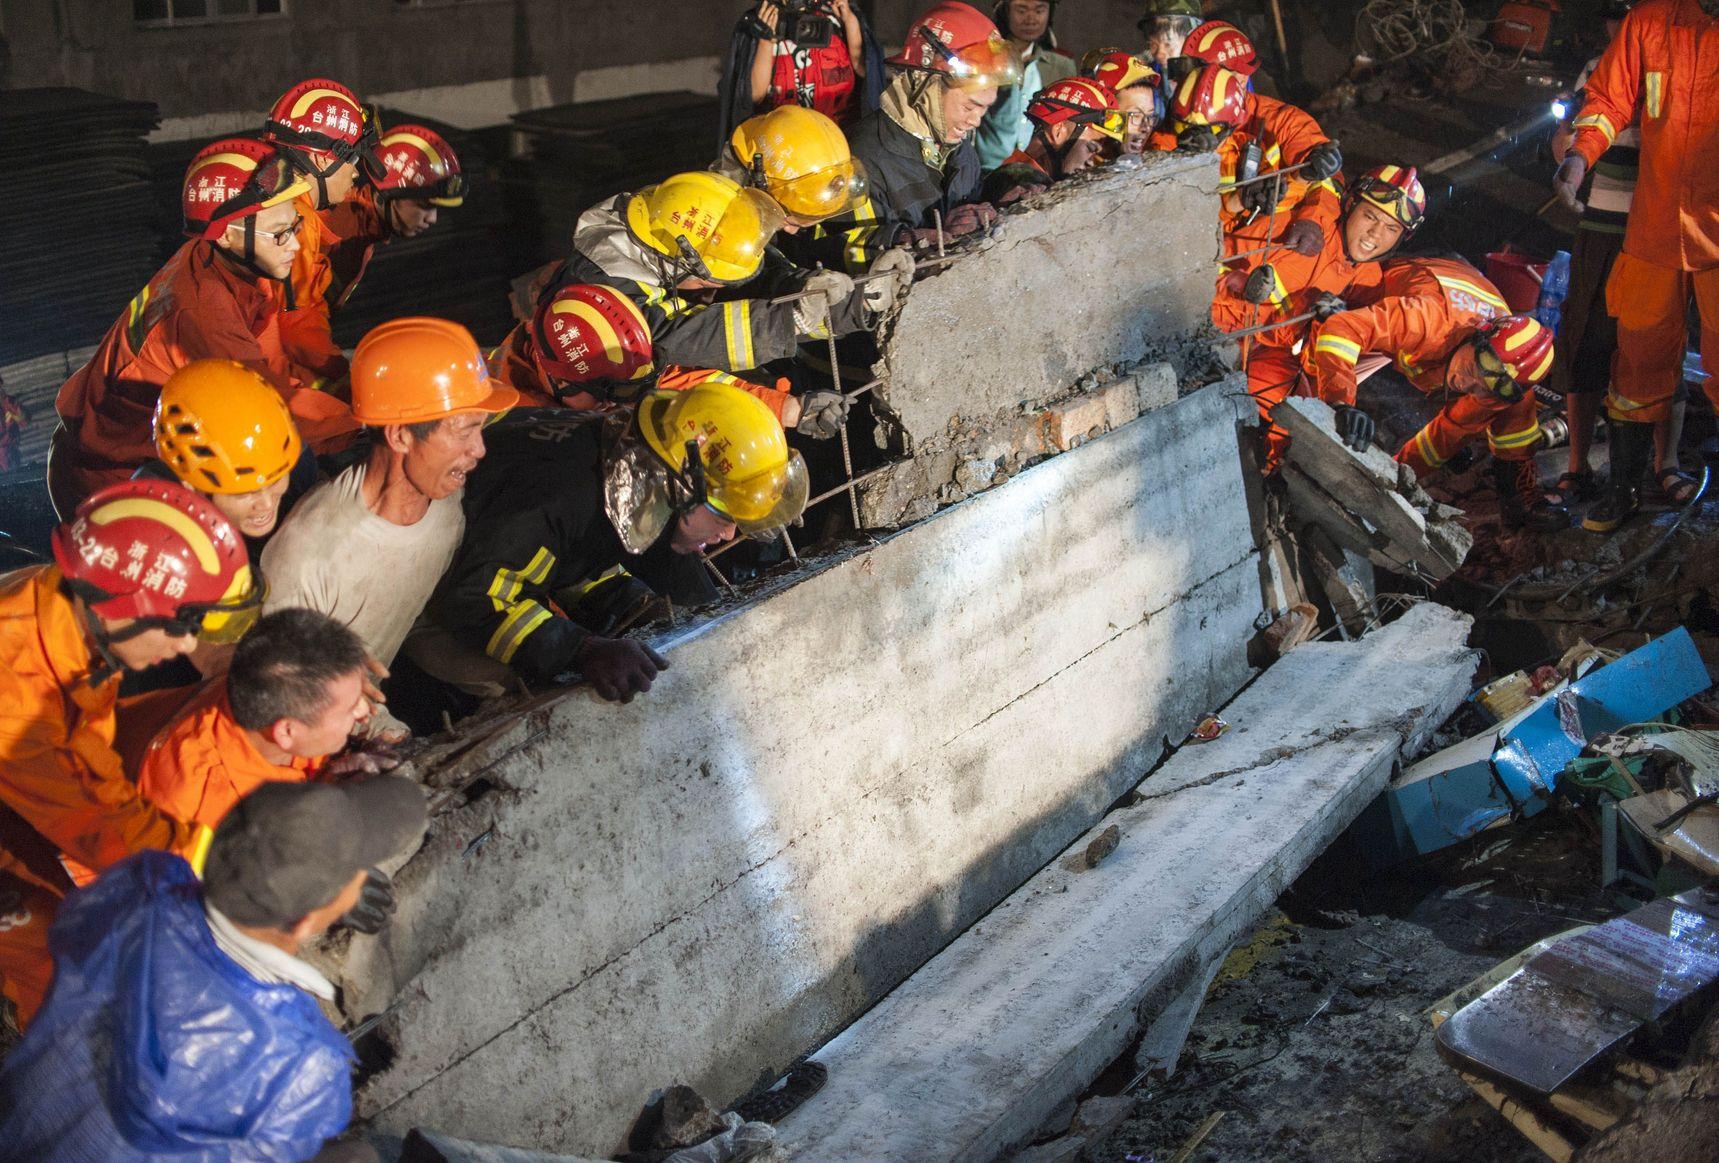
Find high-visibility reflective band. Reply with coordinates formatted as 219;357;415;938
1413;426;1448;469
1574;112;1617;145
487;598;554;664
723;300;755;369
1315;334;1362;365
1645;72;1663;119
1606;388;1653;414
1434;275;1509;316
485;547;554;613
1267;266;1290;309
1488;423;1542;452
186;824;214;879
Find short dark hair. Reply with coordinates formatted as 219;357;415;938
228;608;368;731
405;418;442;442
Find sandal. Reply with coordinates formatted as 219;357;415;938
1547;469;1599;506
1652;466;1700;504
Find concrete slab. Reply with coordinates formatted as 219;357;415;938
775;603;1476;1162
332;382;1265;1156
874;153;1218;451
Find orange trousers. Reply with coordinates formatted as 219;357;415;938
1604;252;1719;424
1246;344;1304;471
1397;391;1541;476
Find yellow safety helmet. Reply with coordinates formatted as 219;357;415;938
624;171;787;284
635;380;809;532
729;106;869;224
154;359;303;495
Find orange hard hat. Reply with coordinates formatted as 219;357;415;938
350;317;519;426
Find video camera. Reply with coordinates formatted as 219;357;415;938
745;1;838;46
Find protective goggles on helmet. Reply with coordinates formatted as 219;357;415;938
376;170;468;206
917;28;1024;89
1141;14;1202;40
79;568;266;646
1035;98;1129;142
1472;341;1523;401
1348;175;1424;230
752;155;870;223
665;439;811;539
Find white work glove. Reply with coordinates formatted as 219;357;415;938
792;269;855;338
863;247;915;316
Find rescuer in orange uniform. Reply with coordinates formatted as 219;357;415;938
1304;257;1564;530
1555;0;1719;530
0;480;261;1023
1218;164;1421;470
137;608;380;830
263;78;382;388
980;76;1128;204
1178;23;1344;257
48;139;313;519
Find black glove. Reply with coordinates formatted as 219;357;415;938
1240;173;1283;216
1302;140;1343;181
1333;405;1375;452
1176;125;1221;154
578;636;669;704
1281;219;1324;257
341;869;396;935
1312;291;1348;320
1242;264;1278;305
796;389;850;439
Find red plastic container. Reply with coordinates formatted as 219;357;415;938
1492;0;1559;55
1486;251;1547;314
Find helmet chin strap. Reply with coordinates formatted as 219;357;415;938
75;600;130;688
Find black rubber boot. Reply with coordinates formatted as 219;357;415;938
1584;419;1654;532
1492;459;1567;532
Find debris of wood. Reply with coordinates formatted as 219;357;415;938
1260;602;1320;660
1170;1110;1227;1163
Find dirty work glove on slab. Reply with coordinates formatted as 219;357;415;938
863;247;915;316
1333;405;1375;452
1312;291;1348;320
1281;219;1325;256
1302;140;1343;181
792;268;855;338
795;389;850;439
940;202;997;238
341;869;397;935
1240;173;1283;216
1177;125;1222;154
1242;264;1279;305
578;636;669;704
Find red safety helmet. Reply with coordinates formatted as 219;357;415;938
1345;164;1428;232
532;285;658;403
375;124;466;207
264;78;383;188
1168;64;1250;131
1474;315;1556;400
1027;78;1127;141
52;479;262;644
890;2;1023;89
1180;21;1259;77
1080;48;1161;91
181;138;312;241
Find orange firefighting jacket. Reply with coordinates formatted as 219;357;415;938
0;566;206;897
1212;215;1386;346
1570;0;1719;271
53;240;305;499
281;188;393;382
1304;257;1510;404
486;324;794;419
137;681;320;829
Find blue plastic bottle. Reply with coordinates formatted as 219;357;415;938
1535;250;1571;334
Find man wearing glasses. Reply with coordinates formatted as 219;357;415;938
48;138;313;518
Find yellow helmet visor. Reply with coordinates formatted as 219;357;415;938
710;449;810;534
701;187;788;284
774;157;870;223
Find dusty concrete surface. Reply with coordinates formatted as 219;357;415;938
775;603;1476;1161
873;152;1218;454
334;381;1264;1156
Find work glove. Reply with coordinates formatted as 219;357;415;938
1553;155;1587;214
1302;140;1343;181
1176;125;1221;154
863;247;915;316
1240;173;1283;217
1242;264;1279;306
578;636;669;704
1312;291;1348;320
795;389;851;439
941;202;998;238
1333;405;1376;452
793;268;855;337
1281;219;1324;257
341;869;397;935
326;739;402;778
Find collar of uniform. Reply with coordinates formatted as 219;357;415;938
205;902;337;1000
35;565;102;693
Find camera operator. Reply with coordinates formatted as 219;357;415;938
718;0;885;143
